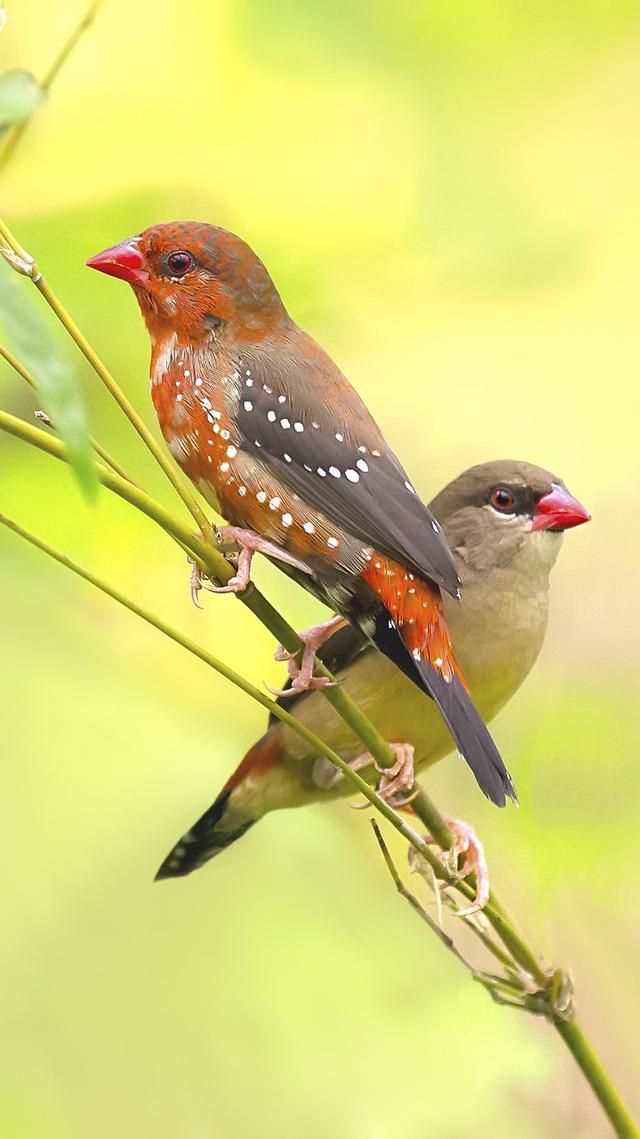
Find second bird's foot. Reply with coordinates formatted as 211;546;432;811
336;742;416;808
411;816;490;917
374;742;416;802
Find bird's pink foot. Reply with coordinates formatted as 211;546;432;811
191;527;310;601
417;817;490;917
375;742;415;802
268;615;347;696
316;741;416;803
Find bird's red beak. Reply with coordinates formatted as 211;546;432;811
532;484;590;531
86;239;149;286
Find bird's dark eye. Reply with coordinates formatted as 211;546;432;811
490;486;516;512
166;250;193;278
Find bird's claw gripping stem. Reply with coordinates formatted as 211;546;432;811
343;742;416;808
410;817;490;917
375;742;416;802
188;527;310;604
267;615;346;696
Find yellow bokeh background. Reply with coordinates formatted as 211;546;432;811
1;3;639;1137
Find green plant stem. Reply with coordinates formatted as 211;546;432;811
554;1020;639;1139
0;408;602;1053
0;343;136;484
2;504;637;1139
0;2;101;172
411;786;454;848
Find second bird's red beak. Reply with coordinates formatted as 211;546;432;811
86;239;149;286
532;484;590;531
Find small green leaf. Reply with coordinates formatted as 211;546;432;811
0;261;98;501
0;69;46;129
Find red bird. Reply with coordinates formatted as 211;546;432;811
87;223;516;808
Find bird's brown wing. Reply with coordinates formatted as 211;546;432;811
234;362;460;597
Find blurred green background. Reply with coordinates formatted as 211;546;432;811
1;2;640;1137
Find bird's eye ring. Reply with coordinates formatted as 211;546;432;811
166;250;193;278
490;486;516;512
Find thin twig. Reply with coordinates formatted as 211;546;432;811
371;821;475;966
372;821;639;1138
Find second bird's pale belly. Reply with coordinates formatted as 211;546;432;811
279;586;547;798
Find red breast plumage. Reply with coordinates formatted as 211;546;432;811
87;221;516;807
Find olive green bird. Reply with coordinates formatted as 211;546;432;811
156;459;589;882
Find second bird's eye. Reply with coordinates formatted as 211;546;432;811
490;486;516;512
166;250;193;278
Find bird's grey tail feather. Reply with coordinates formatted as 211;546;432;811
370;609;518;807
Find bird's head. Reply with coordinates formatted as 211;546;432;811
86;222;288;344
430;460;590;582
